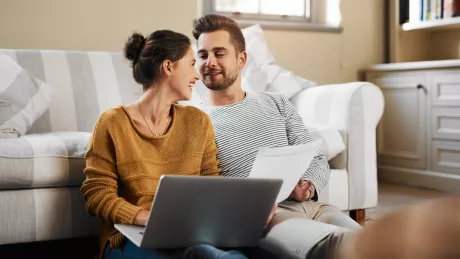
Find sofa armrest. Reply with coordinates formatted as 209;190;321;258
290;82;384;210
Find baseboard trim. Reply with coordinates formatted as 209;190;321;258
378;166;460;194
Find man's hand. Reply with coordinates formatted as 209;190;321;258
265;204;278;227
289;179;315;202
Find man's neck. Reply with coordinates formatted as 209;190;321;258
208;86;245;106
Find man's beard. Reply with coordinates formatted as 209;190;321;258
202;68;238;91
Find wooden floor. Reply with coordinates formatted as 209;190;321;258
0;182;453;258
367;181;451;221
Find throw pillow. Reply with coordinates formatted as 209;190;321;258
241;24;317;99
307;124;346;161
265;64;316;99
0;53;54;138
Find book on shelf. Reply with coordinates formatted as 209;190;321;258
400;0;459;24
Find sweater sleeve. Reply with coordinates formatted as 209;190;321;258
280;94;330;196
200;115;222;177
80;114;143;225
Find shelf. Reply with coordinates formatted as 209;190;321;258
365;59;460;72
401;17;460;31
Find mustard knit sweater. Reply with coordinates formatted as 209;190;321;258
81;104;221;257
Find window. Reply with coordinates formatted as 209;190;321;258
202;0;342;32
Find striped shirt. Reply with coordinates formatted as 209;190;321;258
200;91;330;194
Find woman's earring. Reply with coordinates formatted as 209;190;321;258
169;74;171;79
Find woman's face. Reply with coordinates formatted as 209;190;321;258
169;46;199;101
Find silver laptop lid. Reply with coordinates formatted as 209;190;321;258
141;175;282;249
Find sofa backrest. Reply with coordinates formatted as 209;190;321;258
0;49;143;134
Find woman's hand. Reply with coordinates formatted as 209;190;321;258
133;209;149;226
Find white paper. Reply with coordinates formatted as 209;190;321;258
248;140;322;204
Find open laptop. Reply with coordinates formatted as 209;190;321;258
115;175;282;249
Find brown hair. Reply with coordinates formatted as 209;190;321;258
193;14;245;53
124;30;191;90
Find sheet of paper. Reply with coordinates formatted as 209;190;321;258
248;140;322;204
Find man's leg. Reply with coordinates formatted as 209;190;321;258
279;200;362;231
257;213;353;259
246;201;360;259
313;204;362;231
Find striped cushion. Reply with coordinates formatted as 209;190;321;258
0;132;90;190
0;53;54;138
0;187;98;245
0;49;143;134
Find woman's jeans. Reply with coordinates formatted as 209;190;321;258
103;240;248;259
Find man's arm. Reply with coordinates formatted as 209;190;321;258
280;94;330;199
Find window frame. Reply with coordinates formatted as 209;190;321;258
202;0;343;32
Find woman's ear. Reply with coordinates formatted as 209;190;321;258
161;60;172;79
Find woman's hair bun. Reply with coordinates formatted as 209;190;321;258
124;32;146;62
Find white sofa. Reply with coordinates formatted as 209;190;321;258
0;48;384;245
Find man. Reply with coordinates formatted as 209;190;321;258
192;14;361;259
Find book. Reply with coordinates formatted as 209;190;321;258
409;0;422;23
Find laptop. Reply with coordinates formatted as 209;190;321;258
115;175;282;249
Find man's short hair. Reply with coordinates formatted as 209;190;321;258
193;14;246;53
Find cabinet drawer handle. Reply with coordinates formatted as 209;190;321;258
417;84;427;92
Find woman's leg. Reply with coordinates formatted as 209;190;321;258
183;244;248;259
103;240;185;259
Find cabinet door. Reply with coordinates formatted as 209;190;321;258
430;70;460;107
431;108;460;141
430;141;460;175
369;72;428;169
430;70;460;141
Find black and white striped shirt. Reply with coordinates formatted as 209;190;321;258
200;91;330;194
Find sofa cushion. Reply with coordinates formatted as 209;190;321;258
307;124;346;161
0;53;54;138
0;132;90;190
0;187;98;245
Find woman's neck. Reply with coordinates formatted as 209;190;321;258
139;84;173;125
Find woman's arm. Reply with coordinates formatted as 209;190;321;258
80;114;145;225
200;116;222;177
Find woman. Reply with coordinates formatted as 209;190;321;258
81;30;248;259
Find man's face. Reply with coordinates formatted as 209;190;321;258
196;30;245;91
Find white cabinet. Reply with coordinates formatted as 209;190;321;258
365;61;460;193
370;72;428;170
